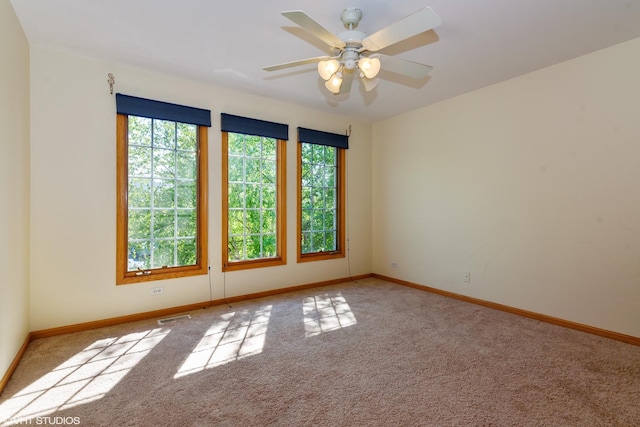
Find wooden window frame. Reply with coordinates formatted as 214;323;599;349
221;131;287;272
297;142;346;263
116;114;209;285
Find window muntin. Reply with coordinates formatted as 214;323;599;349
116;114;208;284
298;142;345;261
222;132;286;271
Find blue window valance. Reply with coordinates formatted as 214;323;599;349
116;93;211;127
297;127;349;149
221;113;289;140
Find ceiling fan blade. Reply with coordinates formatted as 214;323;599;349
362;7;442;52
263;56;332;72
282;11;346;49
340;73;353;93
380;56;433;79
334;70;354;95
362;77;379;92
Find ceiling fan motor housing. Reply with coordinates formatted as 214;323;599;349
337;31;366;71
341;50;359;70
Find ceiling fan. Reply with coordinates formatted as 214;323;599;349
263;7;442;95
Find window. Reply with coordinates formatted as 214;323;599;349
297;127;347;262
221;114;287;271
116;94;210;284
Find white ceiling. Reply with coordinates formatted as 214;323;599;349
10;0;640;122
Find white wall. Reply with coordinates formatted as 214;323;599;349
0;0;30;377
29;47;372;331
373;37;640;337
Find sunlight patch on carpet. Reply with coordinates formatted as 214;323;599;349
0;328;169;425
174;305;273;378
303;292;357;337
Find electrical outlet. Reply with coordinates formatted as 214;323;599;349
391;262;399;269
463;273;471;283
151;287;164;295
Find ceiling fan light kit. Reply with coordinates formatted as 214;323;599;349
318;59;340;80
264;6;442;96
325;73;344;94
358;57;381;79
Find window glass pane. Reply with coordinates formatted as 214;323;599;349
263;234;276;257
261;160;276;184
324;147;336;164
325;211;335;230
153;120;176;149
325;231;335;250
312;232;324;250
301;187;312;209
177;123;197;150
153;179;175;208
153;148;175;179
153;239;175;267
228;236;245;261
245;184;260;208
312;145;324;163
245;135;261;157
129;146;152;177
301;232;312;253
177;180;196;208
301;142;313;160
177;209;196;237
262;209;276;233
312;164;323;186
245;158;260;183
246;209;261;234
128;241;150;270
262;138;277;159
246;235;261;259
129;178;151;208
302;209;312;230
301;163;312;186
312;187;324;208
176;151;196;179
312;210;324;230
325;188;336;209
229;133;244;155
228;157;244;182
177;238;196;266
228;209;245;235
325;166;336;187
262;184;276;207
153;209;175;238
228;183;245;207
129;209;150;239
129;116;152;147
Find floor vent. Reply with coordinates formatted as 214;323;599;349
157;314;191;325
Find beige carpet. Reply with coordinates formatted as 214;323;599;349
1;278;639;426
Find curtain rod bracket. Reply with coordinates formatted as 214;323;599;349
346;124;352;137
107;73;115;95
